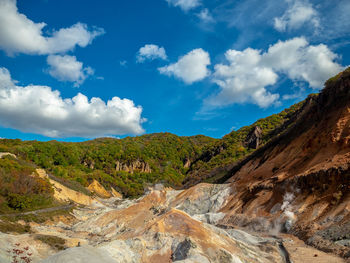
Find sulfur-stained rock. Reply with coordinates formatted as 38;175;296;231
87;180;112;199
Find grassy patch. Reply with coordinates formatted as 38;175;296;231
0;219;31;234
34;234;66;251
1;206;75;224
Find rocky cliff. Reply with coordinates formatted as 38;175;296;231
244;126;262;149
115;160;151;173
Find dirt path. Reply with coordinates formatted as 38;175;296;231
0;204;75;217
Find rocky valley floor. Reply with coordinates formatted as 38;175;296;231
0;183;346;263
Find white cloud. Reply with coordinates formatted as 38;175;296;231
166;0;201;12
262;37;343;88
47;55;93;87
197;8;215;24
158;48;210;84
0;0;104;55
136;44;167;63
209;37;343;108
274;0;319;32
0;67;145;138
210;48;279;108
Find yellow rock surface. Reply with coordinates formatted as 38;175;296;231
36;169;94;206
87;180;112;198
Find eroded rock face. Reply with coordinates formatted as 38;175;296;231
245;126;263;149
35;169;96;206
87;180;112;199
115;160;151;173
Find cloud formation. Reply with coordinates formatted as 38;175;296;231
159;48;210;84
209;37;343;108
274;0;319;32
136;44;167;63
211;48;279;108
197;9;215;24
0;0;104;55
166;0;201;12
47;55;94;87
0;67;145;138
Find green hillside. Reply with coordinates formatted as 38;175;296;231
0;134;216;198
0;97;308;203
184;98;308;184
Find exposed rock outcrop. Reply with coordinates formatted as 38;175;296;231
36;169;95;206
0;152;17;159
82;160;95;169
115;160;151;173
244;126;262;149
184;158;191;168
87;180;112;199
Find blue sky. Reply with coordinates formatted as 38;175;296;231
0;0;349;141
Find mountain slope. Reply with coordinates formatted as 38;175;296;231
215;68;350;257
184;99;307;186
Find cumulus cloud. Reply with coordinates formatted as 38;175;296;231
0;0;104;55
0;67;145;138
136;44;167;63
166;0;201;11
262;37;343;88
274;0;319;32
208;37;343;108
210;48;279;108
47;55;94;87
158;48;210;84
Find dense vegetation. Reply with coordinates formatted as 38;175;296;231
0;134;216;197
0;156;54;213
0;98;307;201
